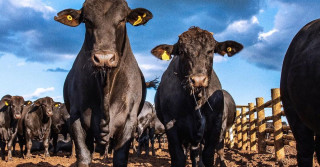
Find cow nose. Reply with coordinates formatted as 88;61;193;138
92;51;118;68
190;74;208;87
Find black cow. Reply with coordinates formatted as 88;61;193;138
18;97;54;159
51;102;73;156
214;90;236;166
150;110;165;151
54;0;153;166
136;101;154;156
0;95;24;161
281;19;320;166
151;27;242;167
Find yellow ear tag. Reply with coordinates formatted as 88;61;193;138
55;104;59;107
143;13;147;18
227;47;232;52
161;51;170;61
133;16;142;26
27;101;31;105
67;15;73;21
4;101;9;106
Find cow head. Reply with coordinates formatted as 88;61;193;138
34;97;54;117
54;0;152;69
151;27;243;96
10;96;25;120
52;102;69;133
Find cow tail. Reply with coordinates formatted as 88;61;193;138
145;77;159;89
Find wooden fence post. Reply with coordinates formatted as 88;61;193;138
271;88;285;161
241;107;248;150
249;102;257;152
236;109;242;149
231;124;236;148
256;97;266;153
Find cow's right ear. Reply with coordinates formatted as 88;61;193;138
24;101;32;106
151;44;176;61
34;100;41;106
54;9;82;27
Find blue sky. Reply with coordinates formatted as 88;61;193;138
1;0;320;117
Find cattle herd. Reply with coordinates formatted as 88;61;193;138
1;0;320;166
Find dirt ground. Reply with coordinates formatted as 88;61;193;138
0;142;319;167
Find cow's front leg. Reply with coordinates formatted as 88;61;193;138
25;129;33;159
7;131;18;161
71;118;91;167
43;128;51;157
0;141;6;160
166;125;186;167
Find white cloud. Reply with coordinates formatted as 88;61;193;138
23;87;55;100
17;62;26;66
258;29;279;40
140;64;164;71
9;0;55;19
225;16;259;34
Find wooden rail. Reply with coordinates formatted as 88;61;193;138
225;88;295;163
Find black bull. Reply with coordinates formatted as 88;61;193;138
152;27;242;167
281;18;320;167
54;0;153;166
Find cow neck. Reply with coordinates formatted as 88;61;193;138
175;57;210;110
31;105;50;124
104;32;132;113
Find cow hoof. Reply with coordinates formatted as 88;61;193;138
25;154;32;159
7;157;13;162
44;153;50;158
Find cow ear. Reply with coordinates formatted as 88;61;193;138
4;99;11;106
54;9;82;27
34;100;41;106
54;103;60;108
214;40;243;57
127;8;153;26
24;101;32;105
151;44;177;61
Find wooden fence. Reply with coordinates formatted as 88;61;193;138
224;88;295;162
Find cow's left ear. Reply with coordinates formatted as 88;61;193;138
54;103;61;108
151;44;177;61
4;99;11;106
214;40;243;57
54;9;82;27
127;8;153;26
34;100;41;106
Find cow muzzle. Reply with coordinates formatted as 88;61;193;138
92;50;119;68
14;113;21;119
190;74;208;88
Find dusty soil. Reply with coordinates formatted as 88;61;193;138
0;142;318;167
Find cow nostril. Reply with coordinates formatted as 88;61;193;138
93;55;100;64
109;56;115;62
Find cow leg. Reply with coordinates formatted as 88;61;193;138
17;135;24;157
158;135;161;149
71;118;91;167
25;129;32;159
315;135;320;163
71;139;76;158
113;138;132;167
7;132;18;161
283;100;314;167
137;140;142;156
52;133;58;155
149;128;156;156
145;135;150;156
190;145;202;167
0;141;5;160
166;126;186;167
216;139;226;167
43;132;50;157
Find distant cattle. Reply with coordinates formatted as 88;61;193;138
18;97;54;159
51;102;73;156
136;101;154;156
280;18;320;166
54;0;153;166
151;27;242;166
0;95;24;161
